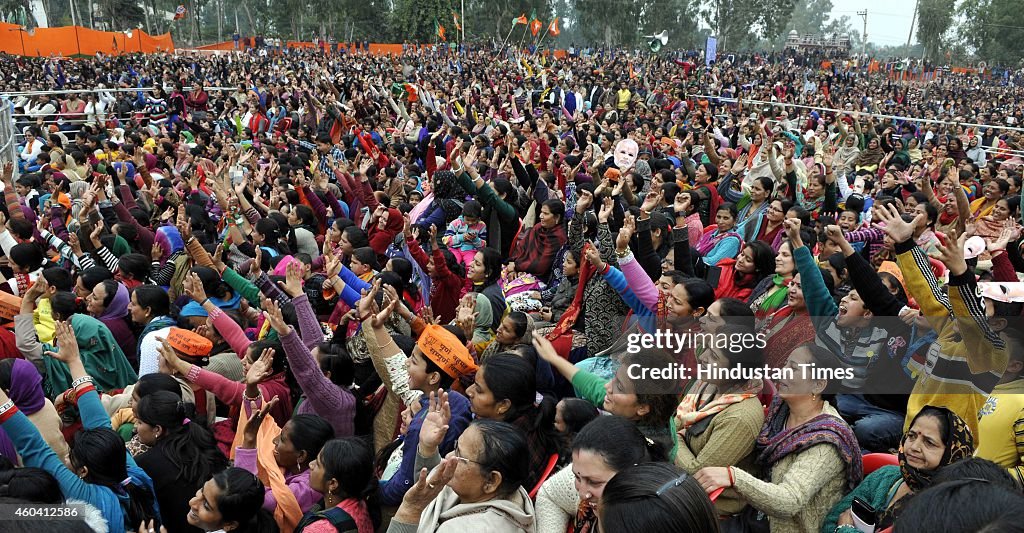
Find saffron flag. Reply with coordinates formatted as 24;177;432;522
548;17;560;36
514;13;528;25
173;5;186;20
435;21;446;41
529;9;542;36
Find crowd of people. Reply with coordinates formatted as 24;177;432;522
0;42;1022;533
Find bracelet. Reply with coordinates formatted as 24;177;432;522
243;389;262;402
614;248;630;258
728;466;735;487
71;375;94;389
186;364;202;382
200;298;211;307
74;384;96;401
0;399;14;415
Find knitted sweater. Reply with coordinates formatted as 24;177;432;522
820;466;902;533
674;396;764;516
534;465;577;533
731;403;850;533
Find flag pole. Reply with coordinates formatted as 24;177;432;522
535;22;549;54
498;22;516;57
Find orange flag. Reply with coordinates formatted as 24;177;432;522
514;13;528;25
548;17;560;36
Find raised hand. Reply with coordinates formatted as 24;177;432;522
616;213;635;253
46;321;80;363
783;218;803;247
89;220;105;248
245;348;275;386
598;196;614;224
261;297;291;335
934;229;968;277
875;203;922;244
182;272;208;304
418;389;451;456
641;191;660;212
278;260;304;298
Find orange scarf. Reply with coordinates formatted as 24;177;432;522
236;401;303;533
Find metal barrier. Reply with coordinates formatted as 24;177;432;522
0;96;18;180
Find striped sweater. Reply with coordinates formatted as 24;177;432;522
793;245;888;392
894;239;1008;447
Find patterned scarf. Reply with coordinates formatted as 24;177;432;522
676;379;761;437
14;273;33;297
548;242;597;343
877;406;974;529
571;500;598;533
752;275;792;323
756;397;863;491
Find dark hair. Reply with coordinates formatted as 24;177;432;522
478;355;563;489
504;311;530;339
285;415;334;464
316;342;354;389
9;242;44;271
341;225;369;249
439;248;466;279
0;467;64;504
317;438;376;504
135;391;229;484
118;253;151;281
931;457;1017;490
211;468;278;533
132;285;170;318
742;241;776;281
894;477;1024;533
716;202;739;220
540;199;566;225
70;427;157;526
471;419;531;498
191;266;231;300
571;416;661;470
95;279;119;310
351;247;380;272
476;247;504;287
292;204;316;227
462;199;483;219
680;278;714;314
41;267;74;292
557;398;599;438
619;350;683;433
825;253;848;282
135;373;183;399
50;291;83;321
600;463;720;533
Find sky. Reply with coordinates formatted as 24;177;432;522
829;0;920;47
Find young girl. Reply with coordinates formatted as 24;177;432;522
443;200;488;267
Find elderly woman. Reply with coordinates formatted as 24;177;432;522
387;396;536;533
823;406;974;533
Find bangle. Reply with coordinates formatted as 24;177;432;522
71;375;94;389
200;298;211;307
74;384;96;401
615;248;630;258
0;399;14;415
243;389;262;402
186;364;202;382
728;466;735;487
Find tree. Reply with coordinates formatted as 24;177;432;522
700;0;796;50
639;0;700;50
916;0;955;61
394;0;453;42
958;0;1024;65
775;0;832;46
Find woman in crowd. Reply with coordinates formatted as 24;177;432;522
600;462;720;533
822;406;974;532
185;467;280;533
536;415;663;532
134;390;230;533
0;322;158;533
300;438;377;532
695;343;863;533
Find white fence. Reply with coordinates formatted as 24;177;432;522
0;97;18;181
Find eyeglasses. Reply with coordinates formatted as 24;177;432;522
452;441;484;467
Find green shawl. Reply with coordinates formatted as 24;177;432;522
43;314;138;399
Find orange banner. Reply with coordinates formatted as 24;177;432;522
0;22;174;57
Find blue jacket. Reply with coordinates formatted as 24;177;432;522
2;388;159;533
379;390;472;506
